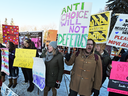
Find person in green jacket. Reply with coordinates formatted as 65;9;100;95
43;41;64;96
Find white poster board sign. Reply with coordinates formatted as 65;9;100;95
1;83;18;96
33;57;46;91
57;2;92;48
107;14;128;48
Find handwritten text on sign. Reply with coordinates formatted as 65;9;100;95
57;2;92;48
33;57;46;91
13;48;36;69
107;14;128;48
107;61;128;95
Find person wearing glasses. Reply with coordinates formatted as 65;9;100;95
65;39;102;96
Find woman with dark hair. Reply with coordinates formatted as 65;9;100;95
6;41;18;88
22;38;39;92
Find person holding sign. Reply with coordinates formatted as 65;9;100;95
65;39;102;96
21;38;39;92
42;41;64;96
6;41;18;88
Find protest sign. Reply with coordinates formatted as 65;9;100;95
13;48;36;69
107;14;128;48
1;83;18;96
1;48;9;75
19;31;43;50
33;57;45;91
107;61;128;95
2;24;19;45
46;30;57;45
57;2;92;48
88;11;112;43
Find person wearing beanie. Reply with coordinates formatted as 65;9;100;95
41;41;64;96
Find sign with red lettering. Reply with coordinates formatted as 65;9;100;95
107;61;128;95
106;14;128;48
2;24;19;45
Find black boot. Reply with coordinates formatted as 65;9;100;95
12;78;17;88
27;83;34;92
8;78;13;88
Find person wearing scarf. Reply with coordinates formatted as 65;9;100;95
43;41;64;96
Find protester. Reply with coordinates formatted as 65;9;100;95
21;38;39;92
6;41;18;88
41;41;64;96
95;44;112;84
65;39;102;96
108;53;128;96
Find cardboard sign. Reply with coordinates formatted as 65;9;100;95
107;14;128;48
33;57;45;91
46;30;57;45
2;24;19;45
88;11;111;43
1;83;18;96
1;48;9;75
57;2;92;48
13;48;36;69
107;61;128;95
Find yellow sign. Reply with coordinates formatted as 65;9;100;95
88;11;111;43
13;48;36;69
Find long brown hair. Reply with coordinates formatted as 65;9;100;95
8;41;15;52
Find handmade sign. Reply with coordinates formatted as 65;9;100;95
88;11;111;43
107;61;128;95
46;30;57;45
1;48;9;75
107;14;128;48
33;57;45;91
57;2;92;48
1;83;18;96
19;31;43;50
2;24;19;45
13;48;36;69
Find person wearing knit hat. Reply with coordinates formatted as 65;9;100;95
43;41;64;96
49;41;57;49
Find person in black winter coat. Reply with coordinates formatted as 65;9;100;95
21;38;39;92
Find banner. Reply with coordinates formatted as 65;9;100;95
107;14;128;48
88;11;111;43
1;48;9;75
33;57;45;91
19;31;43;50
107;61;128;95
1;83;18;96
57;2;92;48
2;24;19;45
13;48;36;69
46;30;57;45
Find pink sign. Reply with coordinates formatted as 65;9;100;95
107;61;128;95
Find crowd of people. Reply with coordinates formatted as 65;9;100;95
0;38;127;96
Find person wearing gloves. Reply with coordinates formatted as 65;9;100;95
65;39;102;96
6;41;18;88
43;41;64;96
95;44;112;84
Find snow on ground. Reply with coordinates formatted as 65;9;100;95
2;63;109;96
